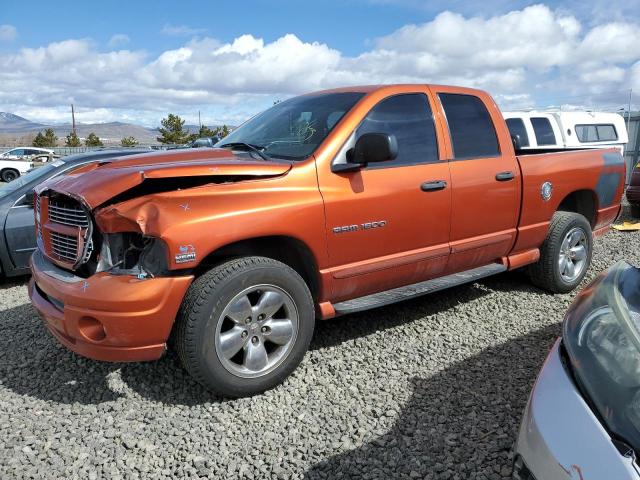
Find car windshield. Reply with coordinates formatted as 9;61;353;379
218;92;365;160
0;161;62;199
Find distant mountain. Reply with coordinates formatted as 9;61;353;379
0;112;233;145
48;122;159;144
0;112;45;133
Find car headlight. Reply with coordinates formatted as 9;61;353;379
563;261;640;453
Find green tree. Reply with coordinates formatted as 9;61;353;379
32;128;58;147
85;132;103;147
197;125;216;138
157;113;190;144
212;125;231;139
65;131;81;147
121;136;138;147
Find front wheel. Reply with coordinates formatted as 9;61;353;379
527;212;593;293
174;256;315;397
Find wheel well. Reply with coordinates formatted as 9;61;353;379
557;190;597;227
194;236;320;299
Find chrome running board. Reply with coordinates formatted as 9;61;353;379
333;263;506;315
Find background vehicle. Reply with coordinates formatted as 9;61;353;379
29;84;625;397
627;165;640;218
0;148;149;277
0;151;33;182
513;262;640;479
503;111;628;153
189;136;219;148
1;147;54;160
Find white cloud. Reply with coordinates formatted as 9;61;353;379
108;34;130;48
0;24;17;42
1;5;639;125
161;24;207;37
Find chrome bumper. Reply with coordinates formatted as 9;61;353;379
514;339;639;479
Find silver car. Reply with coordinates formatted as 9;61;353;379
514;262;640;479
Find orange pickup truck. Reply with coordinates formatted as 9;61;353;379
29;84;625;396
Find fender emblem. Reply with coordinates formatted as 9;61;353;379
541;182;553;202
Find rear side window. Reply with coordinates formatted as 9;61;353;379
531;117;556;146
439;93;500;159
576;124;618;142
356;93;438;167
505;118;530;147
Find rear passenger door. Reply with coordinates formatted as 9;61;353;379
433;87;521;272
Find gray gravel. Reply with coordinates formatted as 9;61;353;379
1;213;639;479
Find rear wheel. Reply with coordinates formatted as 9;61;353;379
528;212;593;293
1;169;19;182
175;256;315;397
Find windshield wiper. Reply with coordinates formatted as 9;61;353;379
219;142;271;161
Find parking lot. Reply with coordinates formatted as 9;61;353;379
0;215;638;479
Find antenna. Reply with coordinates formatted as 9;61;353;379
198;110;201;128
71;104;76;135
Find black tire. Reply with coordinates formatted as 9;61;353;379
175;256;315;397
527;211;593;293
631;204;640;219
1;169;19;182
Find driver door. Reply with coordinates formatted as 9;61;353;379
318;90;452;302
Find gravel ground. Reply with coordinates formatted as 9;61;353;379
1;212;639;479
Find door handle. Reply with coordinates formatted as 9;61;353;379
495;171;515;181
420;180;447;192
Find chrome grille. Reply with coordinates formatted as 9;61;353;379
48;198;89;228
50;231;79;262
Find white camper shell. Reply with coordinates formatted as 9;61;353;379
503;111;628;153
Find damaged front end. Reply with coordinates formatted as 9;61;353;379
35;190;170;280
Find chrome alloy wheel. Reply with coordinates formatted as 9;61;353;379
214;285;299;378
558;227;588;283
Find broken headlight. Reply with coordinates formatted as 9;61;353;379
96;232;169;278
563;261;640;453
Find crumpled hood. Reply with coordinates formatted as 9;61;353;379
35;148;292;208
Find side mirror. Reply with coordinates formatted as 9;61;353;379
511;134;522;151
333;133;398;173
352;133;398;164
24;190;35;206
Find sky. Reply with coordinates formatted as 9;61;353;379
1;0;639;127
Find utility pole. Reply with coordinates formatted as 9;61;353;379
627;89;632;135
198;110;201;129
71;104;76;135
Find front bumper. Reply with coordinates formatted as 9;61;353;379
514;339;640;479
29;250;193;362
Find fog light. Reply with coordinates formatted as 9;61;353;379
78;316;107;342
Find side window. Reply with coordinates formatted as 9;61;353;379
576;124;618;142
597;125;617;141
505;118;530;147
439;93;500;159
531;117;556;146
356;93;438;167
12;149;24;156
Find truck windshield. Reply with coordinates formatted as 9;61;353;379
218;92;365;160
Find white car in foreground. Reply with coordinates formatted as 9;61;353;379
514;262;640;479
